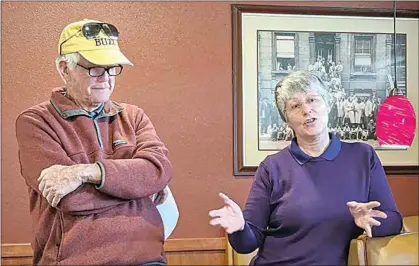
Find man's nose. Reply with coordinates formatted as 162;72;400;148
97;71;110;82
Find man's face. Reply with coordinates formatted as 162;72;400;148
65;56;117;108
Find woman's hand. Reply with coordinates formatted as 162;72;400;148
347;201;388;237
209;193;245;234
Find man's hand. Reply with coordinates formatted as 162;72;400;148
38;164;101;207
347;201;388;237
151;186;169;206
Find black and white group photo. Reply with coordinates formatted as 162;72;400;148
257;31;407;150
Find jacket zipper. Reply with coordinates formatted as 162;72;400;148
93;119;104;148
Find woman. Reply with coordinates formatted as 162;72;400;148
209;71;402;265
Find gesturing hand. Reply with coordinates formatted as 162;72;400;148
347;201;388;237
209;192;245;234
38;165;85;207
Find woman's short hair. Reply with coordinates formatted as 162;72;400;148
274;70;330;121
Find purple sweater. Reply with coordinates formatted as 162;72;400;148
229;134;402;265
16;88;172;265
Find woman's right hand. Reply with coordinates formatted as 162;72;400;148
209;192;245;234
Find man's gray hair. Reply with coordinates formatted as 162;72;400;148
55;53;80;82
274;70;330;121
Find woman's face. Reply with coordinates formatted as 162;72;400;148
285;90;329;139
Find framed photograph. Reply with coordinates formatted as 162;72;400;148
232;5;419;175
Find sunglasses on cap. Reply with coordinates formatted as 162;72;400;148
59;22;120;55
82;22;119;39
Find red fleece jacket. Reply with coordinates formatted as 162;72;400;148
16;88;172;265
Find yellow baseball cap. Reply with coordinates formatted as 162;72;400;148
58;19;133;66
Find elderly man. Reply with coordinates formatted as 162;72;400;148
15;19;172;265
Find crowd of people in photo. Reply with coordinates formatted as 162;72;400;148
260;56;384;143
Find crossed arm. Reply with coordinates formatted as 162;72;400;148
16;109;172;216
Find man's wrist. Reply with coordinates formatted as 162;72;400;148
77;163;102;184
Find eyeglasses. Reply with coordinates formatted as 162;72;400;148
76;63;123;77
59;22;119;55
285;95;324;115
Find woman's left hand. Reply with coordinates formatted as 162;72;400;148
347;201;388;237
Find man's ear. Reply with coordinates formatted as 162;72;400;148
59;61;68;75
58;61;71;83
